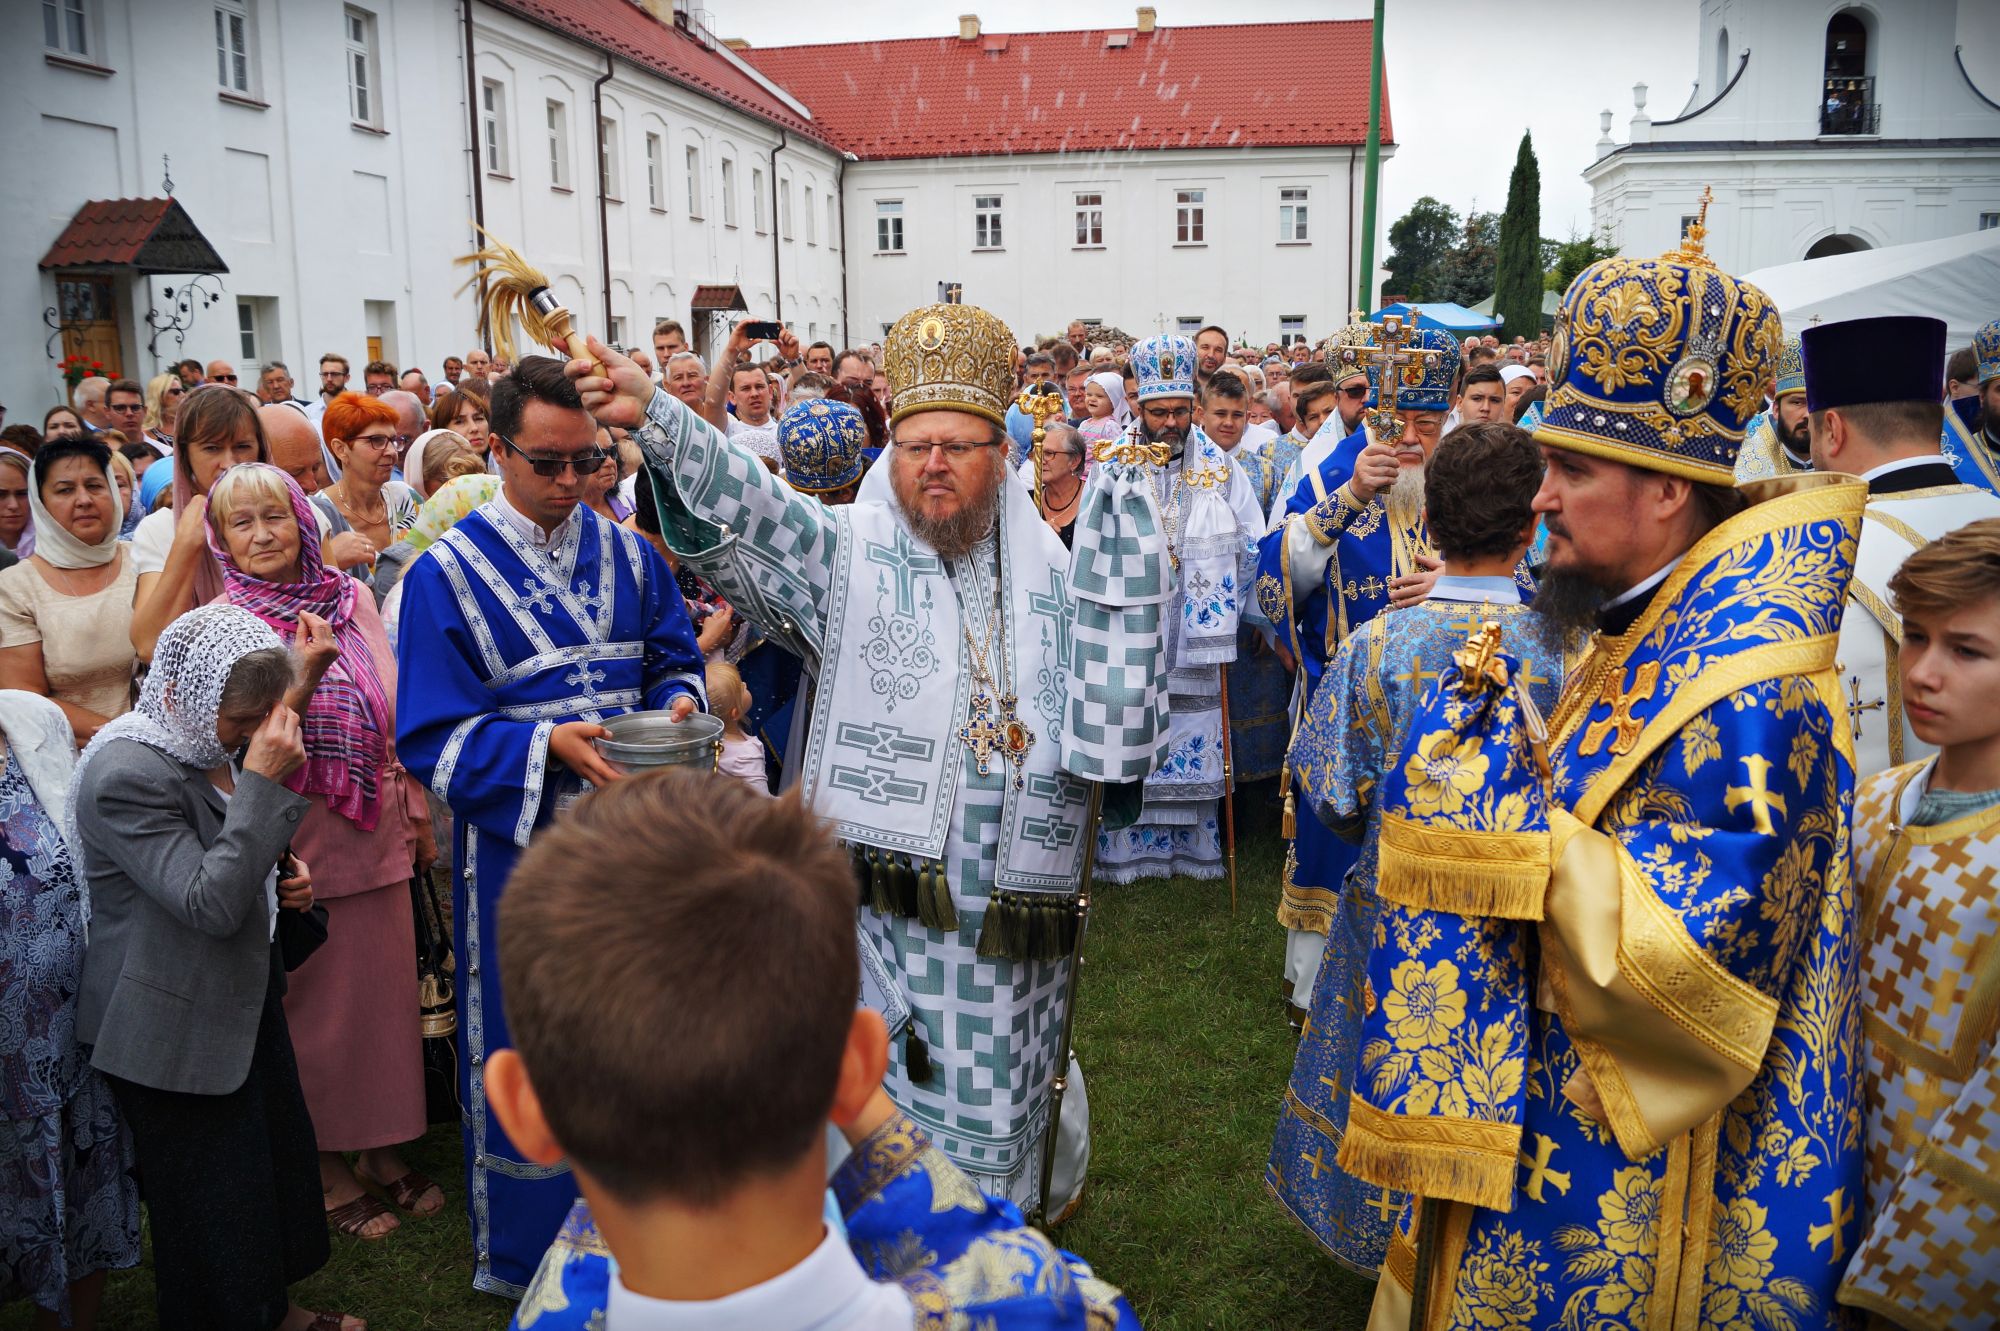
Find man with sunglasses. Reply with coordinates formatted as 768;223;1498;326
568;304;1173;1226
394;356;707;1298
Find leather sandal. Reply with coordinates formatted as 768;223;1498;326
325;1189;397;1240
372;1169;445;1216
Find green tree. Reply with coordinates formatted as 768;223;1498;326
1545;226;1619;293
1493;131;1544;337
1432;210;1499;308
1383;196;1459;304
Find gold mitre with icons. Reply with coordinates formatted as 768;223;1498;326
1536;188;1782;483
884;302;1019;428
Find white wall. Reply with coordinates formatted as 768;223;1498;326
841;146;1383;348
2;0;850;421
1583;0;2000;273
2;0;471;413
474;6;845;362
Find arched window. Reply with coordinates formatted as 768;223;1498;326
1715;26;1730;92
1805;232;1871;260
1822;11;1877;134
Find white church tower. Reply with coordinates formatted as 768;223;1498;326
1584;0;2000;273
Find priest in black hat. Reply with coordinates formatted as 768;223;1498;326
1804;314;2000;777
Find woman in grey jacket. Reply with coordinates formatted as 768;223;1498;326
72;605;363;1331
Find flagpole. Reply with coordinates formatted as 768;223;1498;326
1356;0;1387;315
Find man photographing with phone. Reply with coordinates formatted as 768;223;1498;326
696;319;797;473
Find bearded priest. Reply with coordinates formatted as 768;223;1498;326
568;306;1172;1219
1353;213;1870;1331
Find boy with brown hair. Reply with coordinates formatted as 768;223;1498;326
490;772;1138;1330
1839;516;2000;1329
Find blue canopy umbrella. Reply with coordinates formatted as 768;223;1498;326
1366;301;1500;335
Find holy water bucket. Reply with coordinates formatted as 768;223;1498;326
593;709;724;772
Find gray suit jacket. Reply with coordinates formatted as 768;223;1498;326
75;738;308;1096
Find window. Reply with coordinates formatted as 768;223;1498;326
1280;315;1305;341
1679;214;1698;241
609;316;627;349
343;7;379;127
751;166;766;233
43;0;88;58
1175;189;1206;244
546;100;570;188
827;195;839;250
237;298;261;362
805;185;816;244
685;146;702;218
1176;316;1203;334
215;1;252;94
645;133;663;208
875;199;904;254
480;79;509;173
1982;212;2000;231
1278;187;1309;243
973;194;1002;249
1074;192;1104;247
720;157;736;224
598;117;620;200
779;179;792;239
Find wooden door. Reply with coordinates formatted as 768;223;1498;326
57;278;122;379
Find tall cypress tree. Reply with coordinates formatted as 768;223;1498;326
1493;132;1543;339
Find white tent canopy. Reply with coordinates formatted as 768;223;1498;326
1741;228;2000;348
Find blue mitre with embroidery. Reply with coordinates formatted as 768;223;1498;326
779;398;868;493
1773;333;1805;399
1975;315;2000;385
1130;334;1196;401
1323;318;1460;414
1537;190;1781;482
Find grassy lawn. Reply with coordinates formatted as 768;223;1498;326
6;781;1375;1330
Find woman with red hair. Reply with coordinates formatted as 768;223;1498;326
314;394;415;580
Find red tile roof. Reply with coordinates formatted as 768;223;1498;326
38;197;229;274
485;0;831;148
741;20;1390;160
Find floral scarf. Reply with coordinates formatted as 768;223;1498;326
207;463;392;830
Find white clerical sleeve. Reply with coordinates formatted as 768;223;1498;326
631;387;839;671
1063;453;1171;782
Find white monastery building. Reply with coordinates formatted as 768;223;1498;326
1585;0;2000;274
4;1;1387;412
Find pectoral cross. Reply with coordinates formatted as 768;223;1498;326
1725;754;1790;837
1845;672;1884;739
957;691;1005;776
1518;1133;1572;1202
1808;1186;1854;1262
1579;660;1659;757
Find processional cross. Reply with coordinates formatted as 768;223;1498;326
1328;310;1450;446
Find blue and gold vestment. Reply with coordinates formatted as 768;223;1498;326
1267;588;1566;1274
1373;477;1871;1331
507;1112;1140;1330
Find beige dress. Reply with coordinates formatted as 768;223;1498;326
0;549;138;722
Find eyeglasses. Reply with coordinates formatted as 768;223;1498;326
107;402;144;415
348;432;405;452
1141;405;1193;422
211;373;239;383
1339;384;1370;399
494;432;611;476
892;440;1000;461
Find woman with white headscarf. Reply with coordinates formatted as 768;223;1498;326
72;605;366;1331
0;436;137;747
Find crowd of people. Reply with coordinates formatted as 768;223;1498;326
4;207;2000;1331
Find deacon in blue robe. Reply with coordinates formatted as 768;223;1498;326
397;483;705;1297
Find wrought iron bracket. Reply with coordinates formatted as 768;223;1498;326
145;272;225;359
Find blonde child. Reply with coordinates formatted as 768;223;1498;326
705;660;769;794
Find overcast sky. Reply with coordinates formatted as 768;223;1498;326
712;0;1700;239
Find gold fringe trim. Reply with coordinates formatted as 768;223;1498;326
1282;786;1297;840
1337;1095;1519;1212
1376;814;1549;920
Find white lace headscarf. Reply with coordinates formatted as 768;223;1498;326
67;605;286;892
